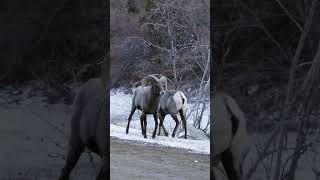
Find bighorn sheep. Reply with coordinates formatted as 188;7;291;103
158;90;188;139
126;75;163;138
58;78;108;180
211;91;250;180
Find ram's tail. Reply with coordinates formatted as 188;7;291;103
179;91;187;118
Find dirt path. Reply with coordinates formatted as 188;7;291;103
0;100;98;180
111;137;210;180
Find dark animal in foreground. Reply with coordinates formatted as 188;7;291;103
211;91;249;180
58;78;108;180
126;75;163;138
158;90;188;139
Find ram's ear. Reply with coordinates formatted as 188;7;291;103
160;91;165;95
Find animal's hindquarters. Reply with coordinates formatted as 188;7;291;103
212;92;249;180
158;90;188;138
212;93;233;156
59;78;109;180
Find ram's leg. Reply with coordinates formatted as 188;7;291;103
96;110;109;180
179;109;187;139
152;113;158;138
158;111;168;136
158;115;162;135
96;154;109;180
221;148;239;180
140;118;144;134
140;113;147;138
171;115;180;138
211;168;216;180
58;136;84;180
126;107;136;134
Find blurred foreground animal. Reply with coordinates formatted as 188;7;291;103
126;75;164;138
158;90;188;139
211;92;249;180
58;78;108;180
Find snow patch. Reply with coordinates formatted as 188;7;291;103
111;124;210;154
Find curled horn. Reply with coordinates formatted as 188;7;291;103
141;75;160;87
141;75;162;95
158;75;175;91
142;74;174;91
158;76;168;90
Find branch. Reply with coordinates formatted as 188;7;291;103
141;22;169;29
275;0;303;32
127;36;170;53
298;61;313;67
245;126;281;180
176;44;209;54
285;0;317;113
238;0;289;59
273;0;317;179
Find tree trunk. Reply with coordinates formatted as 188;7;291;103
171;40;177;90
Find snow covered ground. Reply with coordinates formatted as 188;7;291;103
110;89;210;155
111;124;209;154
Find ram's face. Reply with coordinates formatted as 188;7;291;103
152;84;161;95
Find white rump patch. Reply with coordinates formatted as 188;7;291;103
173;92;183;110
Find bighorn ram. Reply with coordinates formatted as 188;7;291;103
58;78;108;180
126;75;163;138
158;90;188;139
211;91;249;180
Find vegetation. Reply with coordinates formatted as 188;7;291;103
214;1;320;179
0;0;108;85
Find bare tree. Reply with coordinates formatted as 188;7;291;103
213;0;320;179
273;1;318;179
125;0;210;131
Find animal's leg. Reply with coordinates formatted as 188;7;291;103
158;111;168;136
158;112;162;135
179;109;187;139
221;148;239;180
158;113;167;136
126;107;136;134
211;154;220;180
140;118;144;134
96;155;109;180
140;113;147;138
95;110;109;180
171;115;180;138
211;168;216;180
58;137;84;180
152;113;158;138
161;123;169;136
